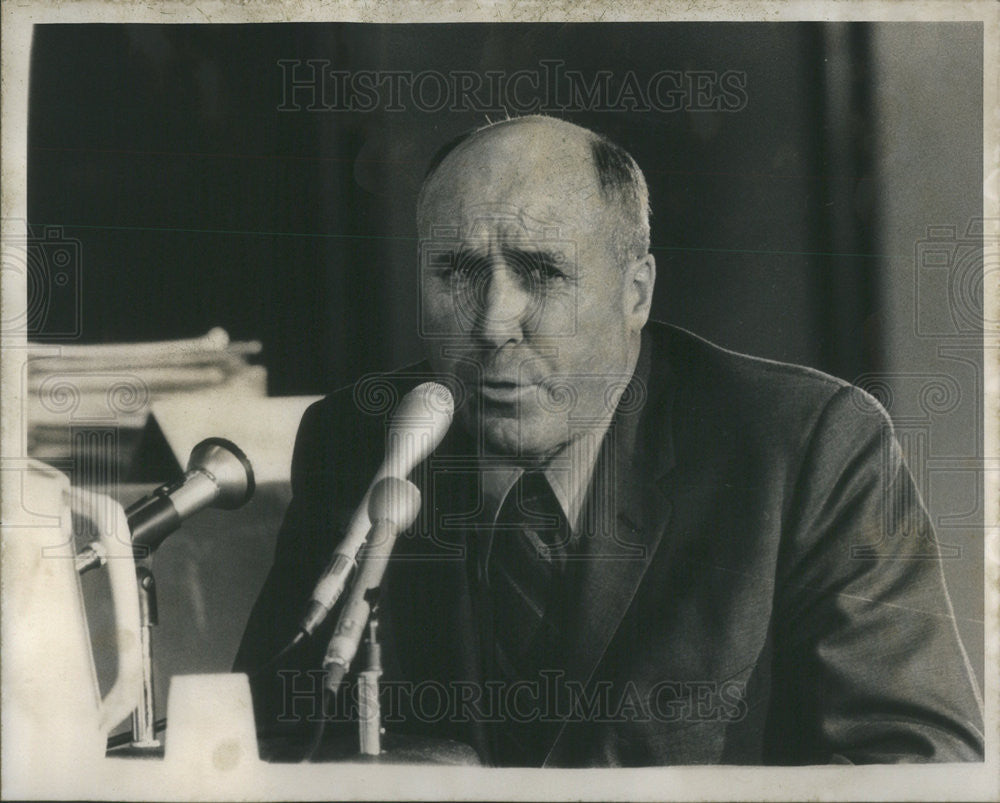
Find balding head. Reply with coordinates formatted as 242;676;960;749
417;116;650;268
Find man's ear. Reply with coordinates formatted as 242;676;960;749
626;253;656;329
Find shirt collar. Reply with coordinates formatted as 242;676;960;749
477;412;614;534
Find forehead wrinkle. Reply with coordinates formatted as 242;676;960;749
428;173;602;227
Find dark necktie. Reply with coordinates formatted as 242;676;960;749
486;470;570;765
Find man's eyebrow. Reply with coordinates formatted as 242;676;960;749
501;244;567;257
501;245;576;277
502;244;573;266
437;243;573;271
449;243;566;258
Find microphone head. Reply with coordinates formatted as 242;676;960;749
392;381;455;426
186;438;255;509
368;476;421;530
382;382;455;479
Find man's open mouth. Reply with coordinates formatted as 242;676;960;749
479;379;536;403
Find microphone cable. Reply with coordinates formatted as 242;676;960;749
300;665;350;763
248;630;305;680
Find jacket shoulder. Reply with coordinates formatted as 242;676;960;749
651;322;847;398
646;321;892;455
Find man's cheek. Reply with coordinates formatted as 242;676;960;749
535;295;580;338
420;288;462;335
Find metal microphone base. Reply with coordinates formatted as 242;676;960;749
258;731;481;765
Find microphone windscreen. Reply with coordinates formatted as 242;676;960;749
381;382;454;480
186;437;255;509
367;476;422;530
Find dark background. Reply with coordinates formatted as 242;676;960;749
28;22;985;692
30;22;917;392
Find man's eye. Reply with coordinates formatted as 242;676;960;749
453;253;489;280
519;253;569;282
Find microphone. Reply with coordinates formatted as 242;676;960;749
322;476;421;692
76;438;255;574
298;381;454;637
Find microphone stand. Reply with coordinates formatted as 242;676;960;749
357;592;383;756
131;563;161;750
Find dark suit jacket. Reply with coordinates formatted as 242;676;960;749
235;322;984;766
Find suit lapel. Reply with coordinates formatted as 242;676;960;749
564;459;673;687
544;331;678;765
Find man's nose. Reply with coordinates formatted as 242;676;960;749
472;261;534;348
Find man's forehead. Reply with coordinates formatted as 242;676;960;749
419;171;605;244
422;201;581;243
420;122;603;221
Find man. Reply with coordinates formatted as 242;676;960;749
235;115;984;765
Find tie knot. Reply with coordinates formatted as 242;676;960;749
517;469;553;503
495;471;568;552
497;470;554;520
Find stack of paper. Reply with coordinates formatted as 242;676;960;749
26;328;267;473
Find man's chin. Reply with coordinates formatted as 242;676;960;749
451;392;569;458
479;414;565;460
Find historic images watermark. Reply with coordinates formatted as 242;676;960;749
845;219;995;560
914;219;995;339
277;669;749;726
1;222;82;341
277;60;748;114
